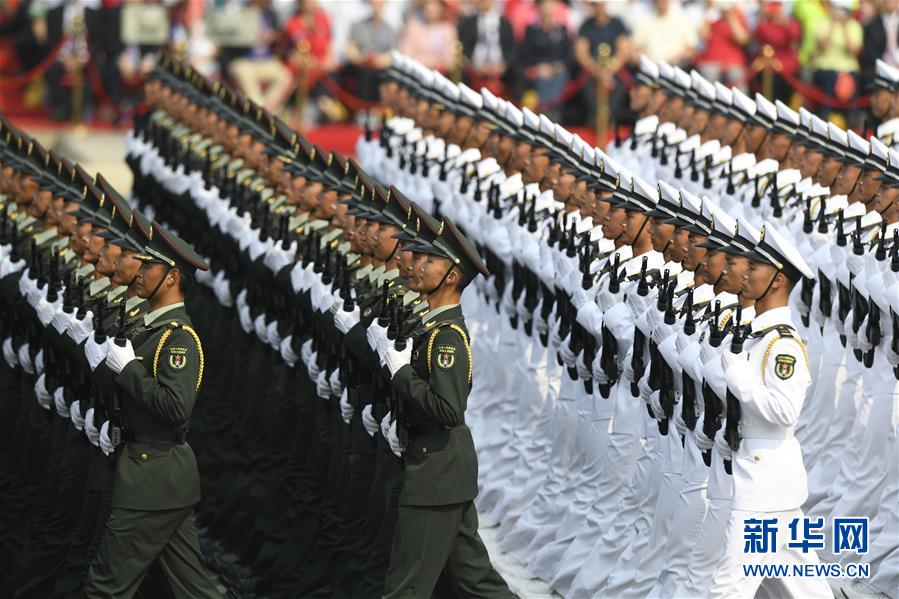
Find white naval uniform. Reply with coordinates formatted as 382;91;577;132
709;306;831;599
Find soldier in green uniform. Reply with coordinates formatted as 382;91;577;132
83;220;219;599
380;217;511;598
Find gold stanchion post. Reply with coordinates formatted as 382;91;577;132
451;41;463;84
596;43;611;148
761;44;775;100
71;11;88;136
294;40;311;132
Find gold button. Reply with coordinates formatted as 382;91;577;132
753;455;760;462
422;447;428;454
140;452;149;462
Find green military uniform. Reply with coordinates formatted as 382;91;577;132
84;221;219;599
383;222;510;599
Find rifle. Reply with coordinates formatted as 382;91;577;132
681;289;697;433
657;282;677;435
597;253;622;398
701;302;725;466
723;305;745;475
630;260;655;398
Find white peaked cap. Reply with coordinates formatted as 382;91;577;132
756;222;816;279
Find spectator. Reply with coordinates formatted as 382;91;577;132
283;0;338;123
398;0;457;72
457;0;516;95
521;0;571;120
754;0;802;103
631;0;698;67
574;0;631;125
696;1;750;90
345;0;397;103
228;0;294;114
809;0;863;119
505;0;572;41
861;0;899;94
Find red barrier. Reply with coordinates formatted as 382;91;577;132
0;38;66;91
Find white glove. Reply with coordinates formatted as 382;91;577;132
264;241;297;274
34;374;52;409
238;303;254;334
36;297;61;327
384;344;412;378
66;311;94;344
2;337;18;369
380;412;392;439
17;343;34;374
70;400;85;431
0;256;25;278
105;338;137;374
280;335;299;367
329;368;343;397
212;273;233;307
575;350;592;380
254;314;269;344
387;418;404;457
334;306;361;335
35;349;44;375
300;339;314;368
362;404;379;436
714;427;732;461
84;408;100;446
99;420;118;456
290;262;307;293
694;427;714;452
54;387;69;418
51;309;75;334
84;335;110;371
266;320;282;350
316;370;331;398
339;389;354;424
558;334;578;368
367;323;388;357
307;351;321;382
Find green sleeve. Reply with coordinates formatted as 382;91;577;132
391;328;470;427
116;328;200;427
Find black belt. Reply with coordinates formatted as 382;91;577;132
125;429;188;445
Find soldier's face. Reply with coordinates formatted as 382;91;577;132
28;189;52;219
784;141;805;169
512;142;532;173
352;218;369;254
623;210;647;246
47;196;65;226
683;232;708;271
764;132;791;162
134;262;174;299
366;220;380;255
669;228;689;263
798;148;824;179
398;243;415;279
72;221;92;255
420;254;453;291
851;169;881;203
742;260;781;300
18;176;37;205
451;115;474;146
688;109;709;138
59;202;79;236
629;84;653;113
602;204;626;242
870;185;899;216
702;249;727;287
722;119;744;147
833;163;862;196
97;242;121;277
316;189;338;220
872;88;893;119
374;223;400;261
649;218;675;255
497;135;515;165
83;229;107;264
302;182;323;211
722;254;749;294
409;253;428;291
815;155;842;187
112;249;141;287
524;150;549;185
590;194;610;223
438;112;456;138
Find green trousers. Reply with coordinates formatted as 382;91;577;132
83;506;220;599
383;500;511;599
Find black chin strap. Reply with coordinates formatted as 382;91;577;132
427;264;456;296
755;270;780;303
385;240;400;263
146;266;173;305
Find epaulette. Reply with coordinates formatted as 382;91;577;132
152;321;205;392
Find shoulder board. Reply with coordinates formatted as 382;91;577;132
152;322;205;392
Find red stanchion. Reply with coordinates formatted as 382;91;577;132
0;38;67;91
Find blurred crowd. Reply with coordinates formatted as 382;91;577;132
1;0;898;128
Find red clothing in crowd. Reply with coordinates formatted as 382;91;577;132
696;11;749;69
283;9;332;83
754;17;802;74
